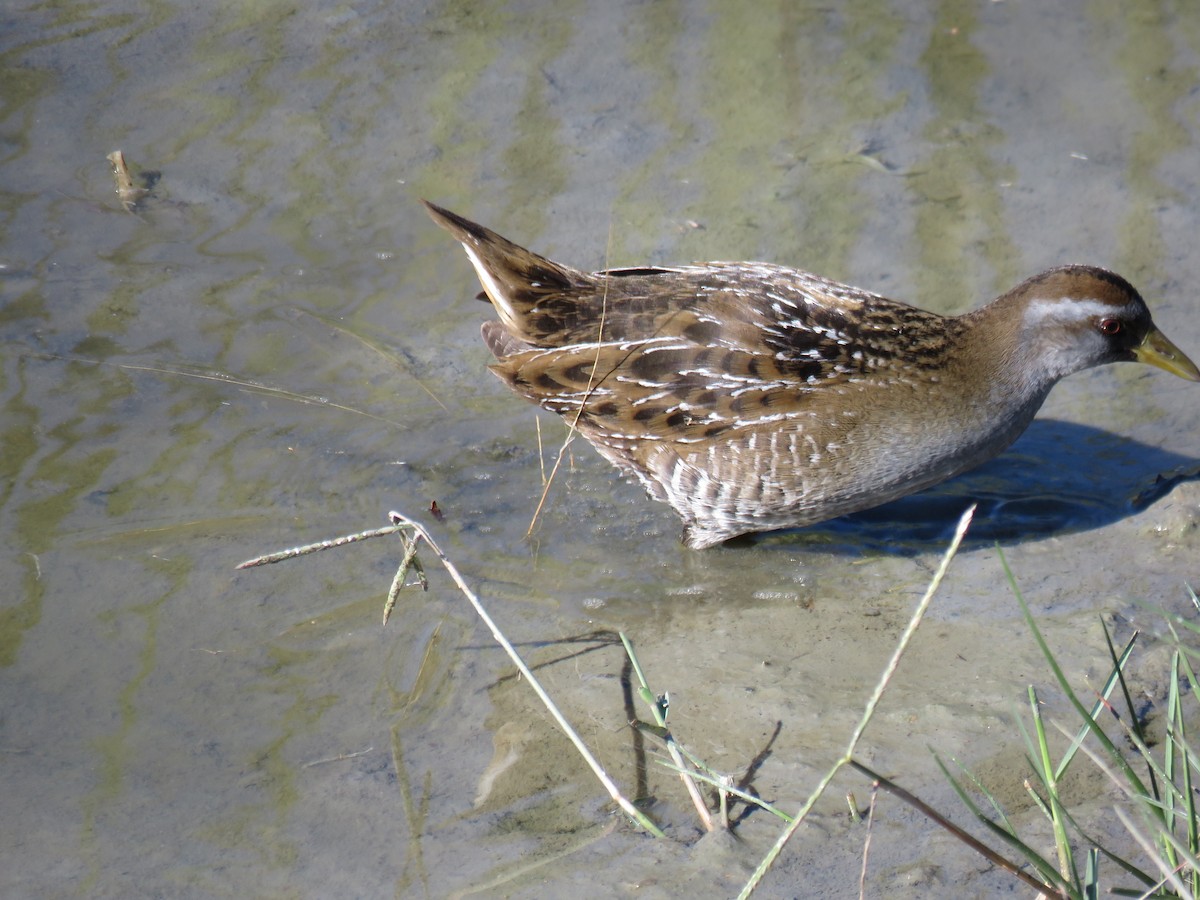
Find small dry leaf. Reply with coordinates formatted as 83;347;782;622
107;149;150;212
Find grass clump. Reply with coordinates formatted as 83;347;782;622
888;555;1200;900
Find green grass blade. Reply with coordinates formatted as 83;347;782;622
1084;847;1098;900
1029;685;1080;889
1000;549;1154;803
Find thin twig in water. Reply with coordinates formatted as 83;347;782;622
292;308;448;411
525;215;615;539
383;511;664;836
238;510;664;837
858;784;878;900
238;521;429;626
526;425;579;537
31;353;409;429
535;417;547;485
238;523;406;568
303;747;374;768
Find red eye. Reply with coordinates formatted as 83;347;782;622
1099;318;1122;335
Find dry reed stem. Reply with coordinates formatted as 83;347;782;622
857;785;878;900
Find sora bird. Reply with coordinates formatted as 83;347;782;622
424;201;1199;549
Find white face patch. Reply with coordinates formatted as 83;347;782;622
1023;296;1135;327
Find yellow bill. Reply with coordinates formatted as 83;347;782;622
1135;327;1200;381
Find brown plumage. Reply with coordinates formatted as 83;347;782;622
424;201;1199;549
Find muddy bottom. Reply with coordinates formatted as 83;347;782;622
3;2;1200;898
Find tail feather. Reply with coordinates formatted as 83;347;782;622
480;321;532;359
423;201;586;340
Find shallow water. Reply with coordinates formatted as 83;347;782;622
3;2;1200;897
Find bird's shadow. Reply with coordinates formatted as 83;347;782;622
752;419;1200;556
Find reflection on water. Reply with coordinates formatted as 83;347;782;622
3;2;1200;897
